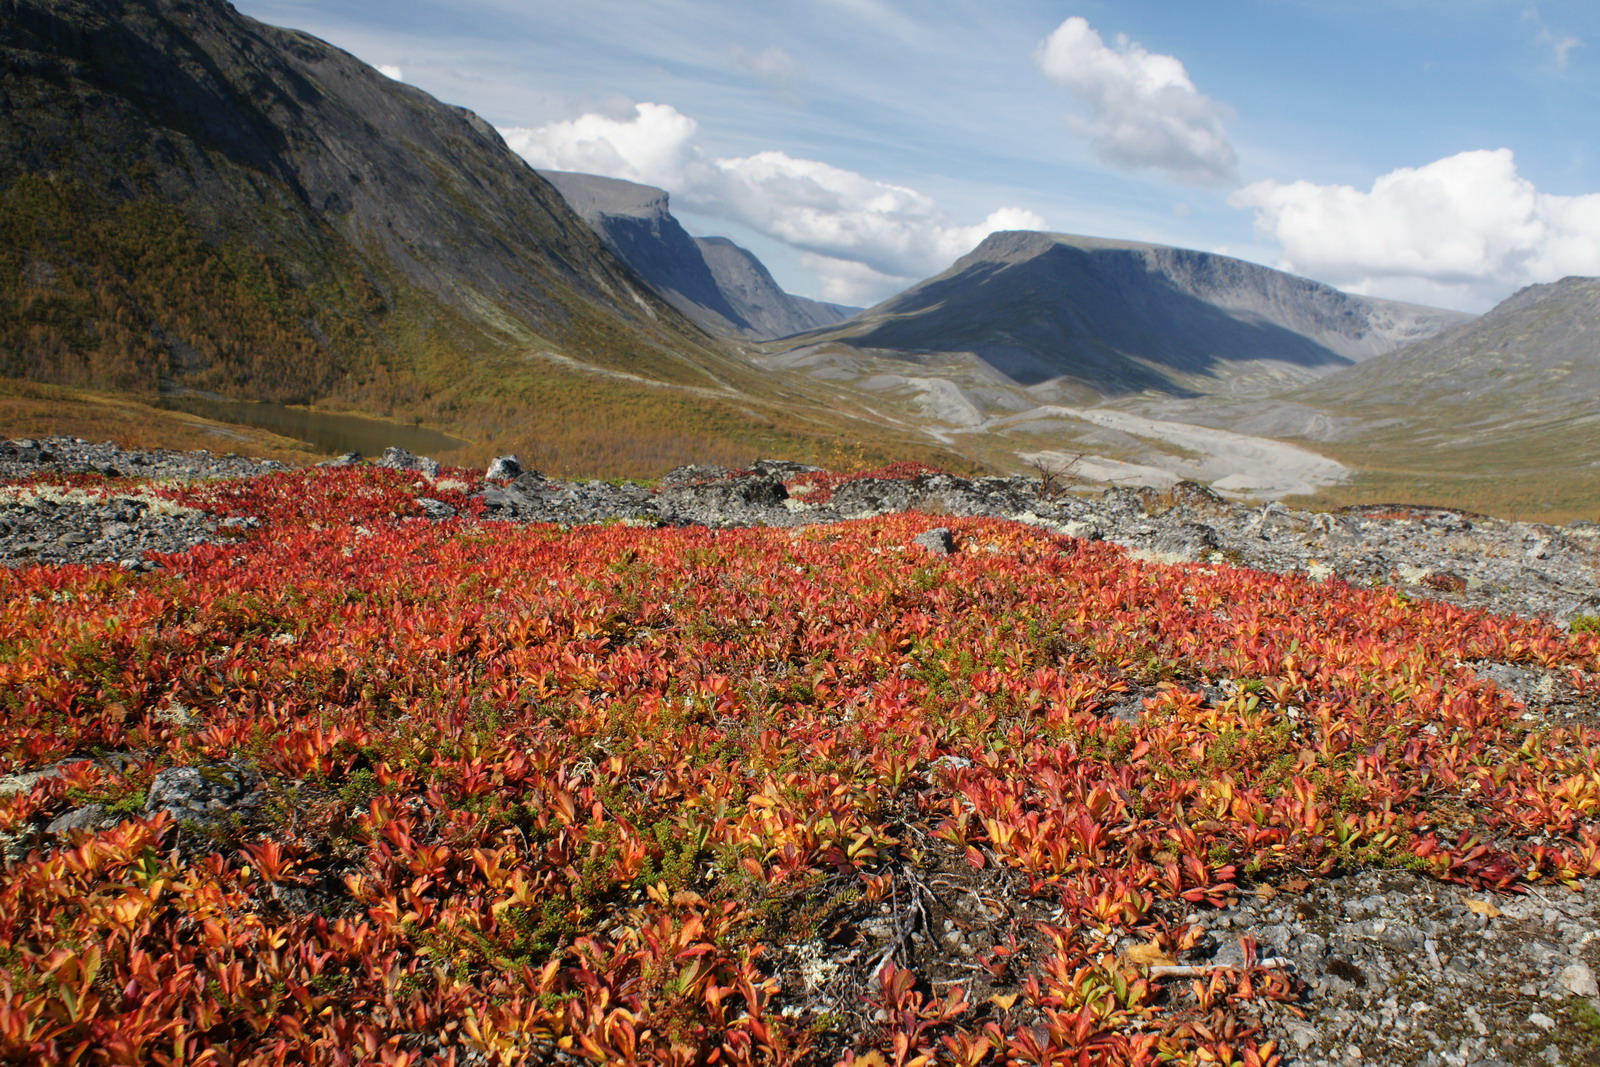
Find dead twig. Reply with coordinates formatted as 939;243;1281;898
1148;958;1294;978
1025;453;1084;500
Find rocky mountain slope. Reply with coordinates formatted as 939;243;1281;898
1302;275;1600;410
1272;275;1600;517
538;169;857;339
0;0;737;392
775;231;1471;401
0;0;929;475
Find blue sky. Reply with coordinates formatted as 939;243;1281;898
236;0;1599;311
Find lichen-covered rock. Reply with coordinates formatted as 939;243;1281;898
145;763;262;824
655;474;788;525
912;527;955;555
662;463;734;487
46;804;111;835
414;497;458;520
376;447;440;478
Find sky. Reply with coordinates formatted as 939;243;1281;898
235;0;1600;312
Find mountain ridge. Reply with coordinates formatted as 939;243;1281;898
0;0;963;475
0;0;739;395
780;229;1473;399
537;168;858;340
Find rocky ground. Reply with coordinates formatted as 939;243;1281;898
0;437;286;568
4;436;1600;1065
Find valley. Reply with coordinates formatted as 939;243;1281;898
2;1;1599;1065
3;0;1593;518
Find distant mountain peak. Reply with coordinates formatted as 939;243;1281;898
538;169;858;341
536;170;671;221
779;228;1472;400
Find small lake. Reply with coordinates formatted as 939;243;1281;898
157;397;469;458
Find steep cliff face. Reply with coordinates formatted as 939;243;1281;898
0;0;745;406
780;231;1471;397
693;237;859;338
538;169;857;340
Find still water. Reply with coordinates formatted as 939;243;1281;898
158;397;468;458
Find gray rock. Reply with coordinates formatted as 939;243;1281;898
656;474;788;524
752;459;823;478
663;464;736;487
485;455;523;480
144;763;261;824
827;477;918;516
376;447;441;478
319;451;363;467
414;497;458;520
912;527;955;555
0;437;287;484
1150;521;1219;560
1559;961;1598;997
46;803;110;835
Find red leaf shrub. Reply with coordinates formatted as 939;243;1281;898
1;466;1597;1063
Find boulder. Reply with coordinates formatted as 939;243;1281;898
751;459;822;478
658;474;788;520
913;527;956;555
414;497;458;520
47;803;111;835
663;463;735;487
376;447;440;478
826;477;917;516
145;763;262;824
1150;521;1220;560
486;455;523;480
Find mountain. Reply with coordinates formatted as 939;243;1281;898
776;231;1471;400
1277;276;1600;516
694;237;858;338
538;170;857;340
0;0;945;475
1300;275;1600;408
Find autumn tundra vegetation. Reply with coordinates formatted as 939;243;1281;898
2;461;1599;1064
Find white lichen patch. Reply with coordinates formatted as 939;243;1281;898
0;484;205;518
154;699;198;726
786;939;844;993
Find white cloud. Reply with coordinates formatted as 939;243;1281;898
796;252;909;306
501;103;700;189
1549;33;1583;67
1034;17;1237;187
501;101;1046;299
1524;7;1584;69
377;64;404;80
1230;148;1600;310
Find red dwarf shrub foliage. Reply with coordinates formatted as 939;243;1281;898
785;462;948;504
2;466;1599;1064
